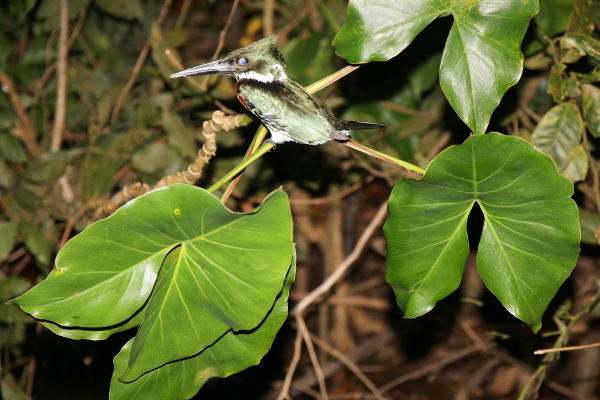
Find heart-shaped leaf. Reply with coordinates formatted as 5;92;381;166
384;133;580;331
11;185;293;342
119;189;293;381
110;256;296;400
333;0;538;134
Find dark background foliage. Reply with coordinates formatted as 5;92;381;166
0;0;599;399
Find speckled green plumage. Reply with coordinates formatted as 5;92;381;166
171;35;385;145
238;78;346;145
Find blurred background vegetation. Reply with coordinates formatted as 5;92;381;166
1;0;600;399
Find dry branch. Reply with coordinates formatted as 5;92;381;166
0;70;42;157
94;111;250;220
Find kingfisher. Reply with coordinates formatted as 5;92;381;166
170;35;385;145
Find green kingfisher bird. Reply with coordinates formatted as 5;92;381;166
170;35;385;145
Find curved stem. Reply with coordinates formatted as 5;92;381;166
343;140;426;175
208;142;274;193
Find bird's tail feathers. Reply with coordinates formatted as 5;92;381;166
335;120;386;131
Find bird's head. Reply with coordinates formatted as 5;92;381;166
170;35;288;83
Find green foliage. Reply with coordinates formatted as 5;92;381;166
110;261;296;400
1;0;598;398
11;185;294;396
579;207;600;245
385;133;580;331
531;103;587;182
0;221;18;261
333;0;538;134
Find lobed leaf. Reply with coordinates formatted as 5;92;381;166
110;256;296;400
120;188;293;381
11;185;293;346
333;0;538;134
385;133;580;331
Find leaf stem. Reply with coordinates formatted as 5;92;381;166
343;141;426;175
208;142;274;193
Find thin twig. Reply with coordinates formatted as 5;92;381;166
67;6;88;49
310;334;385;400
200;0;240;91
0;70;42;157
58;197;98;250
378;341;496;394
292;201;388;316
111;0;173;123
263;0;275;36
381;100;432;120
111;41;151;122
25;357;36;398
276;327;305;400
175;0;191;30
51;0;69;152
277;202;388;400
289;179;368;205
534;342;600;355
297;316;329;400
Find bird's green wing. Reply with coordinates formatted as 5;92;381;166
238;80;335;144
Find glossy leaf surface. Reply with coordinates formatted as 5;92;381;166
385;133;579;331
333;0;538;134
11;184;293;358
110;259;296;400
120;188;293;381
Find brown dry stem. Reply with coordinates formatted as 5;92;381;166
111;0;174;123
93;111;249;220
0;70;42;157
50;0;69;152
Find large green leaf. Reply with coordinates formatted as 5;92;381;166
333;0;538;134
120;189;293;381
282;32;335;87
110;256;296;400
531;102;586;181
384;133;579;331
11;186;293;342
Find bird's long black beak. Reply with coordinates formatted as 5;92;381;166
170;59;238;78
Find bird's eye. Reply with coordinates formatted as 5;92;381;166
239;57;248;66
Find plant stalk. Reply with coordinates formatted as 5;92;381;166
208;142;274;193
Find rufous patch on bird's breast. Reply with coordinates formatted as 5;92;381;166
235;79;252;112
